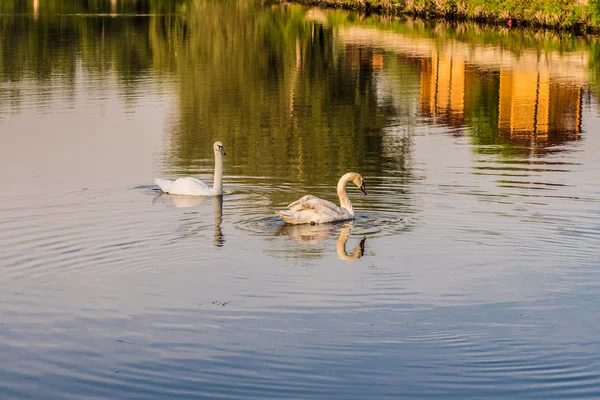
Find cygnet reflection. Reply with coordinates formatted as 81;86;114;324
154;193;225;247
277;221;366;261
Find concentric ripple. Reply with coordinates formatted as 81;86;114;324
233;212;411;238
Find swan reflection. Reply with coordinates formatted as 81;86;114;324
277;222;366;261
154;193;225;247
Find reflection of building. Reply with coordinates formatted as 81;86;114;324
419;53;465;126
333;25;586;151
498;68;582;143
418;49;582;145
345;45;384;71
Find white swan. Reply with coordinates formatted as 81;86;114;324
277;172;367;225
154;141;226;196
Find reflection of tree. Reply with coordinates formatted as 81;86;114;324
0;0;181;107
2;0;591;162
160;2;409;187
0;0;185;14
0;0;414;211
462;69;505;151
588;41;600;110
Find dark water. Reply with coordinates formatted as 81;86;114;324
1;1;600;398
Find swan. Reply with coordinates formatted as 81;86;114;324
154;141;226;196
277;172;367;225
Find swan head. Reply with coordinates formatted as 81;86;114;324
213;141;226;155
352;174;367;195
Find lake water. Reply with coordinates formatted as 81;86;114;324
1;1;600;399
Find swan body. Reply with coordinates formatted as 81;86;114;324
155;141;226;196
277;172;367;225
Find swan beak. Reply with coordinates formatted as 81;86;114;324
219;146;226;155
360;183;367;195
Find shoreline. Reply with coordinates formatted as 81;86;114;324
280;0;600;34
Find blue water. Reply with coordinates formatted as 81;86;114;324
1;1;600;398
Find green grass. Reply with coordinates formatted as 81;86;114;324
284;0;600;32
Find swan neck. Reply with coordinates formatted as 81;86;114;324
336;227;362;261
213;151;223;195
337;175;354;215
336;228;351;260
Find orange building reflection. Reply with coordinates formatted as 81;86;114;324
311;20;585;151
497;69;582;143
344;45;385;71
419;54;465;127
419;50;582;145
33;0;39;20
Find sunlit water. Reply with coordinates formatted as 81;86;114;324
1;1;600;399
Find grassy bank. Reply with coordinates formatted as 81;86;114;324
282;0;600;32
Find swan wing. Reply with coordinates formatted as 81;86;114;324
287;195;339;212
279;195;350;224
155;177;212;196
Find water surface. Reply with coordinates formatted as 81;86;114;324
1;1;600;399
